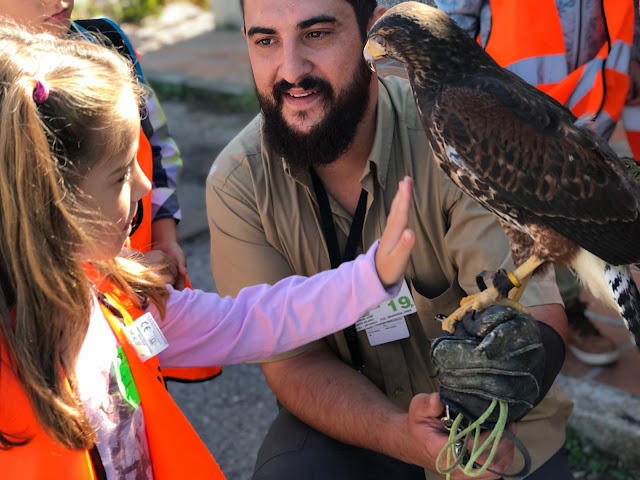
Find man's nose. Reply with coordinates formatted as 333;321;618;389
277;41;313;86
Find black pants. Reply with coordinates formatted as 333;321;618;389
253;408;575;480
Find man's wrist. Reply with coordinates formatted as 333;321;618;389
535;321;565;404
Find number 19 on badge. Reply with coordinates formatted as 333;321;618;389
355;280;416;346
388;295;413;313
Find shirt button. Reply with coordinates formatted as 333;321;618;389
394;387;405;396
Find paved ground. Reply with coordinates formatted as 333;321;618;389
158;100;275;480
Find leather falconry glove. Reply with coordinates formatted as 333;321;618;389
430;305;565;426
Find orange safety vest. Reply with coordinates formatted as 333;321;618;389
129;128;154;253
0;275;224;479
483;0;637;158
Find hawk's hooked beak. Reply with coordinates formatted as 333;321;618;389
364;37;387;72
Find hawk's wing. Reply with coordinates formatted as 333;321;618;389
429;73;640;265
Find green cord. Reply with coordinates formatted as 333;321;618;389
436;399;509;479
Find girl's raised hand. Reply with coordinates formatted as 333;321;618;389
375;177;416;288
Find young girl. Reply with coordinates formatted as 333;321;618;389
0;25;415;480
0;0;191;289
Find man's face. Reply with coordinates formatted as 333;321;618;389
243;0;372;136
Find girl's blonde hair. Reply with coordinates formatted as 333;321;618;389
0;22;170;450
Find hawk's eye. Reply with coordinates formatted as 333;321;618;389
375;35;384;46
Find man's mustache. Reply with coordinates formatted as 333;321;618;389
272;76;332;99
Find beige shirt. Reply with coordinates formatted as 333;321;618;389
206;75;572;477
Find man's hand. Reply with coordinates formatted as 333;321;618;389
375;176;416;288
397;393;514;479
152;218;187;289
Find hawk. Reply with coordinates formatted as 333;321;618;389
364;2;640;347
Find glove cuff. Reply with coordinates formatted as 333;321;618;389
535;321;565;405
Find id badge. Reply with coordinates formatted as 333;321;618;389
113;345;140;409
122;312;169;361
355;280;416;346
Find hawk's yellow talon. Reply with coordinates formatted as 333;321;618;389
441;286;529;333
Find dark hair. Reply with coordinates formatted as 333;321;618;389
239;0;377;39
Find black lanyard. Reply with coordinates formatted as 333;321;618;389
310;168;368;371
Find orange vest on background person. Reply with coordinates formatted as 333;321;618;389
129;127;154;253
482;0;636;157
0;275;224;480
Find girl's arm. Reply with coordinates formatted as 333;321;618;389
154;240;398;367
155;177;415;367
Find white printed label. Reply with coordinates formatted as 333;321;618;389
364;318;411;346
122;312;169;361
355;280;416;346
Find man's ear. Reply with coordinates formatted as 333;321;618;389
242;26;247;39
367;6;387;31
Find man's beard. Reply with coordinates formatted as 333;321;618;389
257;60;372;169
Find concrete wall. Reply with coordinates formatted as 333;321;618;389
212;0;243;30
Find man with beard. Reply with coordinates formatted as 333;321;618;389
206;1;573;478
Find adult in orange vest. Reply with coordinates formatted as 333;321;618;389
435;0;640;155
0;25;416;479
436;0;638;366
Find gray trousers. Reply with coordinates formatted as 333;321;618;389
253;408;575;480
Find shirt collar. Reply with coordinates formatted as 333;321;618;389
366;76;395;190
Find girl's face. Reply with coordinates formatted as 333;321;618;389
79;89;150;262
0;0;74;37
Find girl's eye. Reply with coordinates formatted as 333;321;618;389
117;166;132;184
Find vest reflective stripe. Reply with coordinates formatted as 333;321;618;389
484;0;634;136
504;35;632;94
505;54;568;87
565;42;631;112
593;110;618;140
623;105;640;130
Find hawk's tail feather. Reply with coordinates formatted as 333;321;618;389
604;263;640;348
571;249;640;348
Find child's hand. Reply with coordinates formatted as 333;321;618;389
375;177;415;288
154;240;187;289
152;218;187;290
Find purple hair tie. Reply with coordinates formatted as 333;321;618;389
32;76;50;104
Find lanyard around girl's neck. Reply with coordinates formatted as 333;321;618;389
309;168;368;372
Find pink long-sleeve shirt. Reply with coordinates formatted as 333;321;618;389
151;240;398;366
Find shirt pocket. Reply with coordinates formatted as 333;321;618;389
407;276;466;340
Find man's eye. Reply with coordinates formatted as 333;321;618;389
307;31;328;40
256;37;275;47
